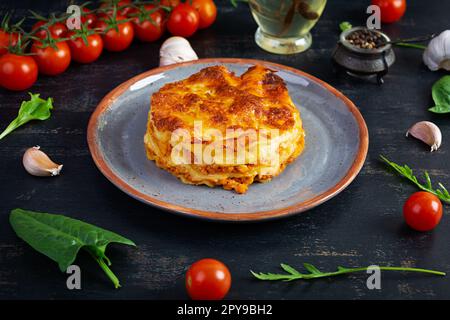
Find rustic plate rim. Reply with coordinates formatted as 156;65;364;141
87;58;369;222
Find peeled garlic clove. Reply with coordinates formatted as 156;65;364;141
159;36;198;67
406;121;442;152
23;146;63;177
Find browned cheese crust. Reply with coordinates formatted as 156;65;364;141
144;65;305;194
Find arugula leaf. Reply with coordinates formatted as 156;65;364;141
281;263;301;276
380;155;450;204
339;21;352;32
303;263;321;275
251;263;445;282
429;75;450;113
9;208;136;288
0;93;54;140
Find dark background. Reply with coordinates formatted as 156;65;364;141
1;0;449;300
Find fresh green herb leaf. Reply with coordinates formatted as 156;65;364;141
431;75;450;107
339;21;352;32
0;93;53;140
251;263;445;282
281;263;301;276
251;270;290;281
429;75;450;114
429;105;450;113
303;263;321;275
9;208;136;288
380;155;450;204
424;171;432;189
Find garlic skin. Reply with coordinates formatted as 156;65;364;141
423;30;450;71
406;121;442;152
23;146;63;177
159;37;198;67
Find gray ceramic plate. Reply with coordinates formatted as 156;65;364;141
88;58;368;222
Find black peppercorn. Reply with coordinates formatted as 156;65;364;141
346;29;385;49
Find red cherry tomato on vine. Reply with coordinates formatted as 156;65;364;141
81;8;97;28
132;5;166;42
371;0;406;23
0;53;38;91
31;41;71;76
0;15;21;55
167;3;200;38
192;0;217;29
160;0;180;7
100;0;134;17
403;192;443;232
186;259;231;300
0;30;18;56
68;33;103;64
96;16;134;52
32;21;68;39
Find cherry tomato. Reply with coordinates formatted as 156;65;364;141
403;192;443;232
0;30;18;56
0;53;38;91
100;0;134;17
31;41;71;76
192;0;217;29
81;8;97;28
371;0;406;23
132;5;166;42
68;33;103;64
31;21;47;37
96;16;134;52
186;259;231;300
168;3;200;37
32;21;68;39
160;0;180;7
95;11;110;22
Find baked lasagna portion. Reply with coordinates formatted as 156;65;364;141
144;65;305;194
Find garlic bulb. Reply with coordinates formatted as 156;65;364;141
423;30;450;71
406;121;442;152
159;36;198;67
23;146;63;176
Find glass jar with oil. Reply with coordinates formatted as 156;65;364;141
249;0;327;54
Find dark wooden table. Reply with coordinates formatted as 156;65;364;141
1;0;450;300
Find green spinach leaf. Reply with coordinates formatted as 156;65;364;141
10;208;136;288
429;75;450;113
0;93;53;140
